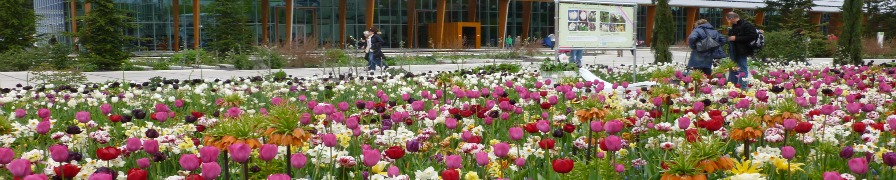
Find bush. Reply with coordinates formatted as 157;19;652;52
170;49;216;65
229;53;253;70
385;55;439;66
0;43;74;71
539;59;578;72
257;47;286;69
469;63;522;73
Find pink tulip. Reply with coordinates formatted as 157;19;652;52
125;138;142;152
200;146;220;163
100;104;112;115
888;118;896;131
8;159;32;177
23;174;48;180
137;158;151;169
201;162;222;179
143;140;159;154
268;174;291;180
75;111;91;123
228;143;251;163
252;144;275;162
509;127;524;141
590;121;603;132
475;152;489;166
337;102;350;111
291;153;308;169
14;109;25;118
536;120;551;133
321;134;337;147
37;108;51;119
515;157;526;166
604;120;623;135
88;173;112;180
783;119;798;130
848;158;868;174
445;155;462;169
0;148;14;164
174;100;185;108
445;118;458;129
735;99;750;109
677;117;690;130
461;131;472;141
846;103;861;114
822;172;840;180
155;103;170;112
35;120;50;134
615;164;625;172
179;154;201;171
603;135;623;151
781;146;795;160
387;166;400;177
493;143;510;158
49;145;69;162
363;149;381;167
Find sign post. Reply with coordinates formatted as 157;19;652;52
879;32;885;49
554;0;638;81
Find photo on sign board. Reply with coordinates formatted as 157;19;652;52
568;10;579;21
600;23;610;32
568;22;577;31
588;11;598;22
600;11;610;23
579;10;588;21
616;24;626;32
589;22;597;31
609;23;617;32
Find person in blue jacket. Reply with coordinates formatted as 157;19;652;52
687;19;728;76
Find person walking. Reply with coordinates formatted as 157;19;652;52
366;27;387;71
687;19;727;76
725;12;758;89
570;49;584;66
504;35;513;49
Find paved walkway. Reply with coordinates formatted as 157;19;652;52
1;49;892;88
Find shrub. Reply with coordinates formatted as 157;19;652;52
540;59;578;72
469;63;522;73
863;37;896;59
170;49;216;65
257;47;286;69
0;43;74;71
229;53;253;70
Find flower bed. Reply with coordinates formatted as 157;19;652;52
1;63;896;180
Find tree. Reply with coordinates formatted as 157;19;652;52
207;0;253;54
651;0;674;63
864;0;896;38
79;0;134;70
761;0;817;31
836;0;863;65
0;0;36;53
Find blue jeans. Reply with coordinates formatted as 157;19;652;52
727;54;749;89
367;53;381;71
570;50;583;66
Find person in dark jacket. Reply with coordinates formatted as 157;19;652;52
366;27;387;71
687;19;727;76
725;12;758;89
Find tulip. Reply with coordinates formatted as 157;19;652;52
406;140;420;153
38;108;51;119
53;164;80;178
615;164;625;173
388;166;400;177
0;148;13;164
49;145;69;162
846;102;861;114
268;174;291;180
179;154;201;171
125;138;142;152
445;118;458;129
820;105;836;115
883;152;896;167
346;116;359;129
200;146;220;163
75;111;91;123
127;168;148;180
677;117;690;130
100;104;112;115
445;155;462;169
794;122;812;134
441;169;460;180
782;119;797;130
822;172;840;180
321;134;337;147
228;143;251;163
259;144;278;161
841;146;855;159
338;102;350;111
88;173;112;180
852;122;867;133
14;109;25;118
291;153;308;169
143;140;159;154
601;135;623;151
538;139;556;149
493;143;510;158
96;146;121;161
604;120;623;135
536;120;551;133
552;158;574;173
137;158;151;169
363;149;381;167
8;159;32;177
509;127;524;141
35;120;51;134
385;146;406;160
781;146;795;160
848;158;868;174
475;152;490;166
23;174;49;180
515;157;526;167
201;162;221;179
590;121;605;133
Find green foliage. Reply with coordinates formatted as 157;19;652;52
651;0;674;63
837;0;864;65
228;52;253;70
0;43;73;71
540;59;579;72
385;55;439;66
0;0;36;53
207;0;253;54
469;63;522;73
485;51;523;59
170;49;217;65
761;0;817;31
80;0;135;70
864;0;896;38
754;31;834;62
257;46;285;69
151;59;172;70
28;67;88;87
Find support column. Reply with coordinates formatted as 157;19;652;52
193;0;200;49
829;13;842;35
497;0;509;48
173;0;180;51
685;7;697;43
275;7;280;45
468;0;477;22
754;10;765;27
522;2;532;40
70;0;77;35
339;0;347;46
262;0;269;44
85;3;91;13
366;0;375;29
285;0;293;46
407;0;416;48
646;6;655;46
436;0;447;48
810;12;822;27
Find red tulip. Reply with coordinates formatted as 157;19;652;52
185;174;203;180
795;122;813;134
524;123;538;133
384;146;405;159
685;129;700;142
466;136;482;144
538;139;556;149
563;123;576;133
96;146;121;161
53;164;80;178
109;115;122;123
852;122;866;133
441;169;460;180
127;168;148;180
552;158;575;173
539;102;552;109
704;119;723;132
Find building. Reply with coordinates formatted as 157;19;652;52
35;0;843;51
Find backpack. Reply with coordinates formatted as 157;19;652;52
749;29;765;50
695;28;722;52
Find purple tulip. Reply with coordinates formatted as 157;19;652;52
406;140;420;153
848;158;868;174
125;138;142;152
75;111;91;123
35;120;51;135
202;162;222;179
841;146;855;159
259;144;278;161
883;152;896;167
200;146;220;163
494;143;510;158
781;146;795;160
228;143;251;163
143;140;159;154
509;127;524;141
445;155;462;169
179;154;201;171
291;153;308;169
49;145;69;162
